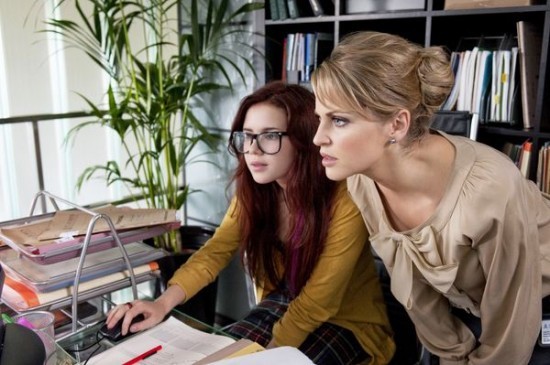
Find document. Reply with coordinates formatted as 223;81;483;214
88;316;240;365
0;205;177;244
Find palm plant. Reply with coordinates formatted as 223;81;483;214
43;0;263;251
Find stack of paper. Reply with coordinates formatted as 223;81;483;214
0;242;167;291
2;262;159;311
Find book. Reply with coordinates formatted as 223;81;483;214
304;33;316;82
277;0;289;20
456;49;472;111
269;0;280;20
517;20;542;129
287;0;299;18
308;0;324;16
87;316;263;365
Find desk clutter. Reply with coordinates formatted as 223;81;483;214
0;191;179;322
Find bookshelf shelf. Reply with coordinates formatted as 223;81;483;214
258;0;550;187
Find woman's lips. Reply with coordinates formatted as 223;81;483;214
320;153;337;167
249;161;267;172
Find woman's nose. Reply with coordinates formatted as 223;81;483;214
313;124;329;146
248;138;262;154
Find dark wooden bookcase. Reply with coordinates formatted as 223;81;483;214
256;0;550;184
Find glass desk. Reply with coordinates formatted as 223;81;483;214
55;294;231;364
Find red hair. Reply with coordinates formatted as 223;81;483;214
228;81;337;295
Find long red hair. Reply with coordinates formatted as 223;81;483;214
228;81;337;296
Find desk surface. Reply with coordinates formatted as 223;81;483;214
57;306;229;364
1;280;227;365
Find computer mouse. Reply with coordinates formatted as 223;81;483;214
99;313;145;341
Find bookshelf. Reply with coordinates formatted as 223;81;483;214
256;0;550;186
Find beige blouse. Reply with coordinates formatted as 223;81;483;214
347;132;550;365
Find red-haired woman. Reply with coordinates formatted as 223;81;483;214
106;81;395;365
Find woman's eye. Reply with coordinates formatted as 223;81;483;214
332;117;347;127
264;133;279;140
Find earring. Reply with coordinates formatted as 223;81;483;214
389;137;397;144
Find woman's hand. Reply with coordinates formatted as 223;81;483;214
104;285;187;337
105;300;166;337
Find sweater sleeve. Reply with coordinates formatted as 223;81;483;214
168;198;241;300
271;183;369;347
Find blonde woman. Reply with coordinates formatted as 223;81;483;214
312;31;550;365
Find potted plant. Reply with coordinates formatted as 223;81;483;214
43;0;263;252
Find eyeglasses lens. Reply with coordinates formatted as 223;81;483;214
232;132;284;155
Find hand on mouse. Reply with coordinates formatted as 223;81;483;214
105;300;166;337
105;285;188;337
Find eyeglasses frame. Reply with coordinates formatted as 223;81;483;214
231;131;289;155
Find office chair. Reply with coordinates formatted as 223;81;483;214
431;111;479;140
178;225;219;326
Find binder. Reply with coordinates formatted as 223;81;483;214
441;51;465;111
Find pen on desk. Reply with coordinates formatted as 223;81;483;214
121;345;162;365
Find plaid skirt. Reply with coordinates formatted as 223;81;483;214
225;291;370;365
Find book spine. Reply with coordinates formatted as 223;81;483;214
287;0;299;18
269;0;279;20
308;0;324;16
277;0;289;20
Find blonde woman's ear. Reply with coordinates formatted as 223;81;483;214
391;109;411;141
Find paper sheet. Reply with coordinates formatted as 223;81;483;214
88;316;236;365
0;206;177;245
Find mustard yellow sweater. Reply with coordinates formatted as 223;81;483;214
168;181;395;364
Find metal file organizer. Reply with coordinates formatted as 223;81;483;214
0;191;176;333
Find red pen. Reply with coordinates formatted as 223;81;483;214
121;345;162;365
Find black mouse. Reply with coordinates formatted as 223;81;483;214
99;313;145;341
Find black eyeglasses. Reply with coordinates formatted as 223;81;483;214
231;131;289;155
